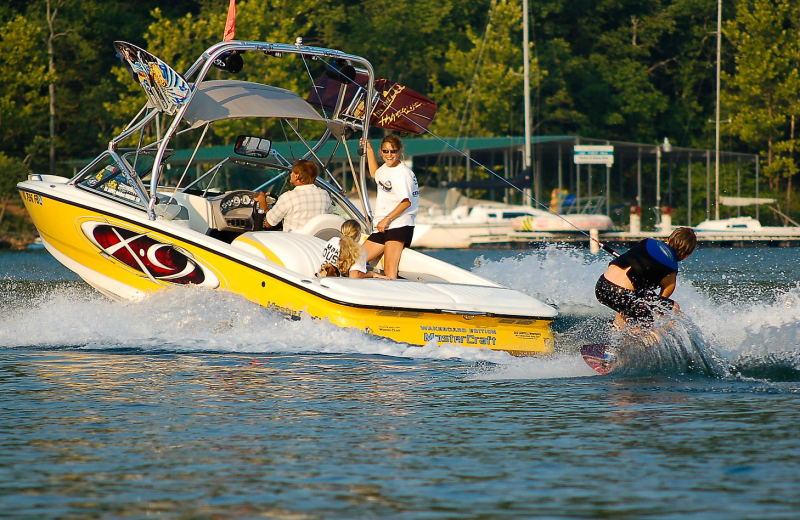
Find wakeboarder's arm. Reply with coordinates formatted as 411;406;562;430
659;272;680;310
659;272;677;298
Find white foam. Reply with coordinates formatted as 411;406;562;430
472;354;600;380
470;245;800;378
3;245;798;381
472;245;608;310
0;285;515;363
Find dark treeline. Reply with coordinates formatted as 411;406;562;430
1;0;798;228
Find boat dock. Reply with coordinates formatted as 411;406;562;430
466;230;800;249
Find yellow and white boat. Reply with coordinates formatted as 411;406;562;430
17;39;557;355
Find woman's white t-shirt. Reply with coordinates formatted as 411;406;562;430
374;162;419;229
320;237;367;274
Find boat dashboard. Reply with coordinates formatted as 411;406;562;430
208;189;272;233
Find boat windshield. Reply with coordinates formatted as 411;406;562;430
181;157;290;197
122;149;174;179
74;151;154;209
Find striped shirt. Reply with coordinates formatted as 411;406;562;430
266;184;332;232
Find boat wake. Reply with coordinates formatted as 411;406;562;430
0;284;509;363
2;246;798;383
703;287;800;382
471;246;800;382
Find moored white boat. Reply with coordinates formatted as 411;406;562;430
412;203;544;248
412;199;614;248
17;38;557;355
512;212;614;233
695;197;800;236
694;216;800;236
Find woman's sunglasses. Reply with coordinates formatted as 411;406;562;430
381;149;399;155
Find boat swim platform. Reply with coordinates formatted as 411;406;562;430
456;231;800;249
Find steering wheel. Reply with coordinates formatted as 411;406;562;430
262;192;277;208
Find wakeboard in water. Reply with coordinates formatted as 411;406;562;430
581;343;618;375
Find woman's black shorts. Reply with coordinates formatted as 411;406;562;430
595;275;674;323
367;225;414;248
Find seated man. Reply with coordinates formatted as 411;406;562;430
254;159;331;232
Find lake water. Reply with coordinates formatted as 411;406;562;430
1;245;799;519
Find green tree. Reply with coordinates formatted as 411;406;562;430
429;0;537;138
1;1;205;175
0;15;52;160
0;152;29;227
529;0;720;144
316;0;473;94
725;0;799;217
109;1;335;146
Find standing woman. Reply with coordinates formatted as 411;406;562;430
360;135;420;279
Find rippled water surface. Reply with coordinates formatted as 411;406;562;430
2;246;800;519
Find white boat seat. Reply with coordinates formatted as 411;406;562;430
292;213;345;239
231;231;327;277
169;192;214;234
154;196;190;222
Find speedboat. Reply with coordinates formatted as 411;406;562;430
17;39;557;355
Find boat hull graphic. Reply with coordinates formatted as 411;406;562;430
81;221;218;287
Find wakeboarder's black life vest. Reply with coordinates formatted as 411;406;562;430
609;238;678;293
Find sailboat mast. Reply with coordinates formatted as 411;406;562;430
523;0;532;205
715;0;722;220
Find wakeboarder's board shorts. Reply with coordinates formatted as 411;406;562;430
595;275;674;323
367;225;414;249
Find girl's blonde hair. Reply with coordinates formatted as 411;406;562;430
341;219;362;240
336;220;363;273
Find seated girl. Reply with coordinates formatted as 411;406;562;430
318;220;388;279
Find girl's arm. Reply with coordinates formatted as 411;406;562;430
376;199;412;233
360;139;379;179
349;270;389;279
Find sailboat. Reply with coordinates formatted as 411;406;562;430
695;197;800;235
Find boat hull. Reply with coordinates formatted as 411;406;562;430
19;185;555;356
514;214;614;232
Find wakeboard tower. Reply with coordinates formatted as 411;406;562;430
17;38;558;356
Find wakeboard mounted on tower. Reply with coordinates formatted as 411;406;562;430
308;71;438;135
114;42;192;116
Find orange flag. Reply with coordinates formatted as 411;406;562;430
223;0;236;41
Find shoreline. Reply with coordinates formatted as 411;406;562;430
0;231;37;250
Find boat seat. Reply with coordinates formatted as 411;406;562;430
292;213;345;240
231;231;327;277
169;192;214;234
154;196;190;223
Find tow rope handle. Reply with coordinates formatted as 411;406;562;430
600;242;620;258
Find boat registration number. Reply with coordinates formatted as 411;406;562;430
21;191;43;206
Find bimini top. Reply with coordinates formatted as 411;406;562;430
182;80;338;130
